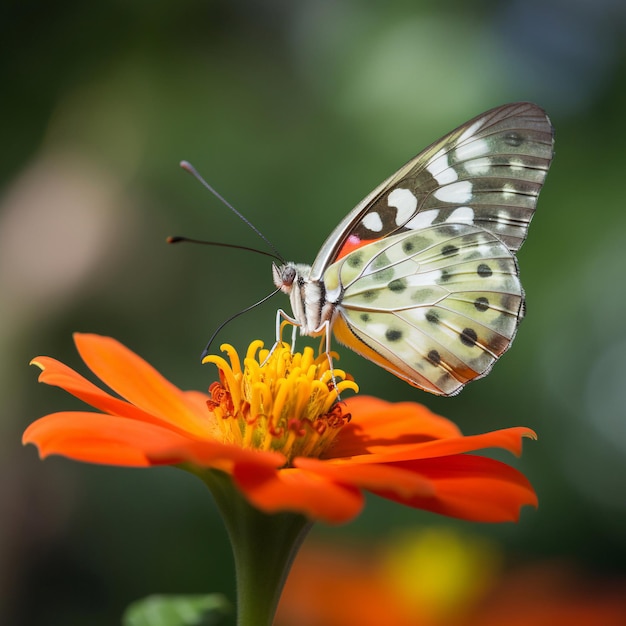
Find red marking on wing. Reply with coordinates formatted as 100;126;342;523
336;235;378;261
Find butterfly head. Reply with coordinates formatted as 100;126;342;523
272;262;312;295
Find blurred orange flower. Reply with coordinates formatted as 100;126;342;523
24;333;537;524
276;531;626;626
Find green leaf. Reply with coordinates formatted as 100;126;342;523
122;594;231;626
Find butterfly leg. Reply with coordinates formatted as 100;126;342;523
286;311;300;354
263;309;301;365
312;319;343;396
276;309;300;344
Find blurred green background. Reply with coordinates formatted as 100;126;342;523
3;0;626;624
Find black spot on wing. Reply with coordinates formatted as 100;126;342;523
385;329;403;342
460;327;478;347
438;269;452;283
388;278;407;292
427;349;441;365
347;252;364;268
477;263;492;278
425;310;439;323
402;240;415;253
474;296;490;312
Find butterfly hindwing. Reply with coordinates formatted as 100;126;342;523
323;224;524;395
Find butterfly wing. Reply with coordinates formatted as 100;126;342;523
314;102;553;395
310;102;554;281
324;224;524;395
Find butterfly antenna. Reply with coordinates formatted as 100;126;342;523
200;287;281;361
166;236;281;261
180;160;285;262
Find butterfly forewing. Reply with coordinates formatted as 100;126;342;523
310;102;553;281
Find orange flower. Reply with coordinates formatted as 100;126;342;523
23;333;537;524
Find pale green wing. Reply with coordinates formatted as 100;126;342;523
324;224;523;396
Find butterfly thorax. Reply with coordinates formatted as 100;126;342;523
272;261;338;336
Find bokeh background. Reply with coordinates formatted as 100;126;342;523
3;1;626;624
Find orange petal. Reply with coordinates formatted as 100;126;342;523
174;441;286;472
335;426;536;465
372;455;537;522
233;464;365;523
23;410;286;471
22;411;204;466
73;334;209;437
32;356;211;437
328;396;462;459
295;456;435;498
183;390;214;415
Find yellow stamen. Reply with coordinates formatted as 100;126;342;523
203;341;358;465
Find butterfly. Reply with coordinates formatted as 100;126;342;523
272;102;554;396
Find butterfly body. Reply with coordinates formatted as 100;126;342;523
273;102;554;396
272;261;333;337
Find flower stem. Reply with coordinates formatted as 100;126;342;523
195;469;312;626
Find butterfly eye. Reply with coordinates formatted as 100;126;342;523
282;265;297;287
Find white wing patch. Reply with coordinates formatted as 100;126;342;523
387;188;418;225
454;137;490;161
426;149;458;185
433;180;473;203
446;206;474;224
464;157;492;175
361;212;383;232
406;209;439;230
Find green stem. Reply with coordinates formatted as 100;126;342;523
193;468;312;626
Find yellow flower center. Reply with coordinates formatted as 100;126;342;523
203;340;359;465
